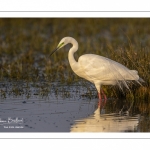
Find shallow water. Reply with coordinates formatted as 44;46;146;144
0;95;97;132
0;82;149;132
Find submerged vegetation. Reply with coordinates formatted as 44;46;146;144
0;18;150;117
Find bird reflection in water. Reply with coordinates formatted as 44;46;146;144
71;107;139;132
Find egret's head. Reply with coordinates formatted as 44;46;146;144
50;37;69;56
57;37;69;49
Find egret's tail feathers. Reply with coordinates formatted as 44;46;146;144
114;69;143;91
131;70;138;74
131;70;139;80
139;77;145;83
122;80;130;90
116;76;144;91
135;77;145;86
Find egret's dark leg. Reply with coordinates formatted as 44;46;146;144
101;89;107;105
98;92;102;108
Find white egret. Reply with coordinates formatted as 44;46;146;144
50;37;142;108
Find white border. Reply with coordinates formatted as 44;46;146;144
0;0;149;140
0;0;150;11
0;133;149;139
1;12;150;18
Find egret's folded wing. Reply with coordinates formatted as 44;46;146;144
79;54;130;80
78;54;140;89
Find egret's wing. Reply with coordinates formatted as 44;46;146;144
78;54;140;89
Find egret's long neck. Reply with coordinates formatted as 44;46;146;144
68;39;79;71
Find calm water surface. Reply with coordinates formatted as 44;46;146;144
0;82;149;132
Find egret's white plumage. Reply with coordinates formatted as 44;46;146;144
51;37;142;107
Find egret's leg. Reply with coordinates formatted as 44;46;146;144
94;83;102;108
98;92;102;108
101;89;107;105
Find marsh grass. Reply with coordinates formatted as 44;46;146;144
0;18;150;116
